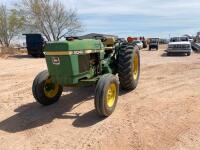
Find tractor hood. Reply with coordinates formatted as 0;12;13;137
44;39;105;86
44;39;104;52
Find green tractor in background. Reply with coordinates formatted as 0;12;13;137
32;36;140;117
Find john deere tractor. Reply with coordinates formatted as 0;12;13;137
32;36;140;117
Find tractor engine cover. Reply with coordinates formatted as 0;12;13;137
44;39;104;86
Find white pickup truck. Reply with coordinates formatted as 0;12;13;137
166;37;192;56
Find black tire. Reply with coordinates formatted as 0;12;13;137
32;70;63;105
118;43;140;91
95;74;119;117
187;52;191;56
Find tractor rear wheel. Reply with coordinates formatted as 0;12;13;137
32;70;63;105
95;74;119;117
118;43;140;91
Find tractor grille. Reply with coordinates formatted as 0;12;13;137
78;55;90;73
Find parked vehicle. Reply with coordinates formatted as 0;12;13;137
149;38;159;50
183;34;194;43
133;41;143;49
189;38;194;43
127;36;147;48
166;36;192;56
23;34;45;58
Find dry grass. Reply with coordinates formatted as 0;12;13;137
0;47;27;59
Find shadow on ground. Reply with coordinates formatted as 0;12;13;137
0;86;105;133
72;110;105;128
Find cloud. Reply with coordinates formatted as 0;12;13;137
71;0;200;17
2;0;200;37
64;0;200;37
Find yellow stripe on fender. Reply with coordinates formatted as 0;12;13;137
45;50;104;56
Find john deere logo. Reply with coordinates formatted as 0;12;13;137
52;57;60;65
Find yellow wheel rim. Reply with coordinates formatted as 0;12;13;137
106;83;117;108
44;78;59;98
133;53;139;80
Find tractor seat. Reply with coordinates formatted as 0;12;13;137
103;37;116;47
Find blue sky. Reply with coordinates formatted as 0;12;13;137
2;0;200;38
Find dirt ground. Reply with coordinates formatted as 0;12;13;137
0;45;200;150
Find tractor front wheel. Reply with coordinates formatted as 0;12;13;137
32;70;63;105
95;74;119;117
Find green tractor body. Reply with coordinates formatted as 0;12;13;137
44;39;115;86
33;36;140;117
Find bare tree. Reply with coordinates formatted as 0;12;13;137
0;5;25;47
0;5;24;47
20;0;83;41
0;5;9;47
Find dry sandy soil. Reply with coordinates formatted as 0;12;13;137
0;45;200;150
